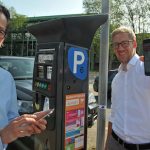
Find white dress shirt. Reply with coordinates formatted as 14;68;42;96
110;54;150;144
0;67;19;149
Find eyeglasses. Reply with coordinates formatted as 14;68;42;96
0;30;6;39
111;40;133;49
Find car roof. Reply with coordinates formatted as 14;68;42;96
0;56;34;60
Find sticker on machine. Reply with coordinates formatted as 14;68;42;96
68;47;88;80
65;93;86;150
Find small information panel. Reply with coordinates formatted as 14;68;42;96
65;93;85;150
38;54;54;64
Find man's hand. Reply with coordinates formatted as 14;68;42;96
0;113;47;144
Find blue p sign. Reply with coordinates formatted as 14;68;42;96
68;47;88;80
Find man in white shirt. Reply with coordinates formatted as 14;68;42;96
0;4;47;150
105;26;150;150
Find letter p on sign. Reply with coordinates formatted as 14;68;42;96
73;51;85;73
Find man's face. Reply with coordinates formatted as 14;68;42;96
0;12;8;47
112;32;137;64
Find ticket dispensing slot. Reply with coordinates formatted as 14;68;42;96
34;92;55;130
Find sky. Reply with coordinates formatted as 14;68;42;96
2;0;85;17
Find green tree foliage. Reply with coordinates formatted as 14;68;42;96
4;6;28;56
9;7;28;32
83;0;101;14
116;0;150;33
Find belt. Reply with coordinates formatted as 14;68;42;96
112;130;150;150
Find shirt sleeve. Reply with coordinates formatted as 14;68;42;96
0;137;3;149
7;75;19;122
0;136;6;150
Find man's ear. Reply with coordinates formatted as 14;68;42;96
133;39;137;49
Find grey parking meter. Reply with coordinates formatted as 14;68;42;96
28;14;108;150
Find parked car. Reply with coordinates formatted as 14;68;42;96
0;56;98;127
0;56;34;114
93;69;118;100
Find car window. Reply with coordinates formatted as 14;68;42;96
0;62;11;70
0;58;34;79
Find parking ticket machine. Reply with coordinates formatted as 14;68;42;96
28;14;108;150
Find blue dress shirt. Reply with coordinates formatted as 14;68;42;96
0;67;19;149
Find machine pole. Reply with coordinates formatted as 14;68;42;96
96;0;110;149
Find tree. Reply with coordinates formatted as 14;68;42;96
83;0;101;14
9;7;28;32
118;0;150;33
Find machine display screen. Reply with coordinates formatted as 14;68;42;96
38;54;54;63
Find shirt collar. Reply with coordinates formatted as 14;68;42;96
118;54;140;71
